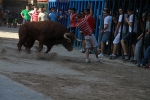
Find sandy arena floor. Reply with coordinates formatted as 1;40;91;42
0;27;150;100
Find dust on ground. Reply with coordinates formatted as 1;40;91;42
0;28;150;100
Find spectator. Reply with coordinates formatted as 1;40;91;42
38;7;49;21
64;10;68;27
138;46;150;68
69;8;77;35
98;9;112;57
29;6;39;22
2;11;8;27
131;14;150;64
109;7;127;59
20;5;31;24
121;7;138;60
58;10;64;24
48;7;58;22
8;10;14;28
76;13;100;63
0;10;3;27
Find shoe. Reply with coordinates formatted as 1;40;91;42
79;49;85;53
138;63;146;67
130;59;137;64
89;50;92;54
119;56;125;60
123;55;129;61
109;54;116;59
130;57;134;61
98;53;104;58
85;59;90;63
96;58;100;62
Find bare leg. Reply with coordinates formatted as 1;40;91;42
100;42;105;54
121;40;127;55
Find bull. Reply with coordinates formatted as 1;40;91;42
17;21;81;53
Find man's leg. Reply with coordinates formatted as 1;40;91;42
134;39;142;61
121;39;127;55
140;46;150;66
100;42;105;54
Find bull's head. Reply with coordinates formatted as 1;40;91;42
63;33;82;51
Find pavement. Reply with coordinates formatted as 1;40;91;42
0;74;51;100
0;27;51;100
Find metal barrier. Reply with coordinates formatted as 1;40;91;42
48;0;106;49
48;0;150;58
68;0;105;48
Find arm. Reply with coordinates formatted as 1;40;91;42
114;22;121;37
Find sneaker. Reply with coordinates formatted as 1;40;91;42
138;63;146;67
98;53;104;58
123;55;129;61
130;59;137;64
109;54;116;59
96;58;100;62
79;49;85;53
85;59;90;63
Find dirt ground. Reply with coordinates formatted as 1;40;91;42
0;27;150;100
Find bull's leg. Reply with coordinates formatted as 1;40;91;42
38;42;43;52
17;38;27;51
45;45;54;53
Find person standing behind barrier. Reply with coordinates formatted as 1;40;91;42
76;13;100;63
109;7;127;59
58;10;64;24
2;11;8;27
48;7;58;22
38;7;49;21
8;10;14;28
29;6;39;22
138;46;150;68
98;10;112;57
131;14;150;64
121;7;138;60
69;8;77;35
20;5;31;24
0;10;3;27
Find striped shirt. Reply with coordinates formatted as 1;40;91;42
76;18;93;36
32;11;39;22
85;14;95;31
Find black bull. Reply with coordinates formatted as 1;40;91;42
17;21;81;53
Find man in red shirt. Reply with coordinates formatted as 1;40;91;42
76;13;100;63
69;8;77;35
79;8;95;53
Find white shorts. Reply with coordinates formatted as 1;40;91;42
85;34;98;48
113;32;121;44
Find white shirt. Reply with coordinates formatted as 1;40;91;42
129;14;137;33
38;11;49;21
104;15;112;32
118;14;127;33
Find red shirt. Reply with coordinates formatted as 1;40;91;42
70;13;76;27
76;18;93;36
85;14;95;31
32;12;39;22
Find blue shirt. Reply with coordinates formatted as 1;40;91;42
49;12;58;22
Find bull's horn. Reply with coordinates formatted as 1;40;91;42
64;33;71;42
